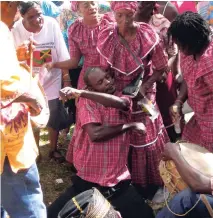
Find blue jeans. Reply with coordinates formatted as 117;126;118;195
156;188;213;218
1;158;47;218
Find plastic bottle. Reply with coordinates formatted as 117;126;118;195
172;105;181;134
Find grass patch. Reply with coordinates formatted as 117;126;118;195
38;127;74;205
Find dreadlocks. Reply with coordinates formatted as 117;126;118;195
168;11;211;56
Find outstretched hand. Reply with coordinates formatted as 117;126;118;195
59;87;82;102
43;62;54;72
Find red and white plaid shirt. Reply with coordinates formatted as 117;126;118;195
181;39;213;152
72;94;132;187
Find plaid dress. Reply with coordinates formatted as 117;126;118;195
97;22;170;187
66;94;132;187
181;39;213;152
68;13;113;89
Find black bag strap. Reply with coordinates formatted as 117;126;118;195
118;33;145;80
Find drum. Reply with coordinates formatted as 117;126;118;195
19;63;50;128
159;142;213;195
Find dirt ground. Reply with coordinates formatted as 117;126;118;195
38;127;74;206
37;125;171;215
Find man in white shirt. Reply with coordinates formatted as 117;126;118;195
12;1;71;162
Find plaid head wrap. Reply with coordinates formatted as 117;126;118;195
110;1;138;13
71;1;79;13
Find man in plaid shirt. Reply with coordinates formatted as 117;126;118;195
169;12;213;153
48;67;154;218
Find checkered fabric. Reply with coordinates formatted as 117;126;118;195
67;95;132;187
110;1;138;13
181;40;213;152
97;22;167;76
97;20;169;186
131;113;170;186
68;13;113;89
71;1;79;13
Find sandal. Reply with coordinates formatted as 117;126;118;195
49;150;66;163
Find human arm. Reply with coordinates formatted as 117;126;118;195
13;93;42;116
170;79;188;122
48;57;80;70
54;58;79;70
162;143;212;194
78;96;145;142
141;41;169;95
167;42;178;69
170;79;187;123
157;1;178;22
60;87;130;111
62;70;72;87
0;23;42;116
48;19;80;71
171;52;183;83
84;122;146;142
166;37;182;83
1;76;42;116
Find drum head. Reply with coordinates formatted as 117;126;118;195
179;142;213;177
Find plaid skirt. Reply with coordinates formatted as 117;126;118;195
130;109;170;187
182;115;213;152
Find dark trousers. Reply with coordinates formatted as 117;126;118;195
48;175;154;218
156;189;213;218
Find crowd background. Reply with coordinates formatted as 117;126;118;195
1;1;213;218
8;0;213;205
28;0;213;204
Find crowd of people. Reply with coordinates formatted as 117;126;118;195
1;1;213;218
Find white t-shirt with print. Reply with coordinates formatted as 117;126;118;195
12;16;70;100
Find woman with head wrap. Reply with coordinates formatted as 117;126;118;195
135;1;181;143
97;1;170;196
47;1;112;89
46;1;113;165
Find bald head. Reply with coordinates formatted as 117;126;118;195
84;67;102;87
84;67;116;94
